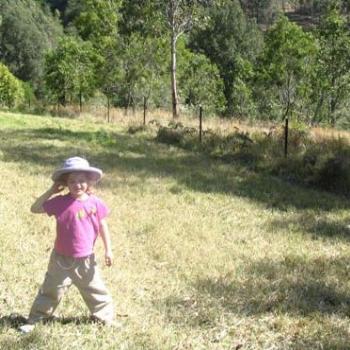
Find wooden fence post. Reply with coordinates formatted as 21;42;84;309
143;96;147;126
284;117;289;158
107;96;110;123
199;105;203;143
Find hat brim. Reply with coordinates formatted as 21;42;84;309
52;167;103;182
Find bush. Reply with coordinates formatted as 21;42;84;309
156;126;183;145
128;125;148;134
312;155;350;193
0;63;24;108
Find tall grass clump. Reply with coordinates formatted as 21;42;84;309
155;119;350;195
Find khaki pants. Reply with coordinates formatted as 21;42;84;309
28;250;114;324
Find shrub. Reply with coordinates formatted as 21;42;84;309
128;125;148;134
154;119;350;196
0;63;24;108
156;126;183;145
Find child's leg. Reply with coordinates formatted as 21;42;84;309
73;254;114;324
27;251;73;324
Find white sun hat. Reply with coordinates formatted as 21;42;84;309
52;156;103;182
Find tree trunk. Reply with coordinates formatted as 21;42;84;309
330;97;337;127
171;31;179;119
313;92;324;124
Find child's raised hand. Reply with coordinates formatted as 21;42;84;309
51;181;64;194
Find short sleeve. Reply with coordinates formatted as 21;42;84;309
96;197;109;220
42;196;62;217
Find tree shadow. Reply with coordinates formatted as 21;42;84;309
190;255;350;317
154;254;350;347
1;127;349;215
267;214;350;242
155;255;350;348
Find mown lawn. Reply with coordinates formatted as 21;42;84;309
1;111;350;350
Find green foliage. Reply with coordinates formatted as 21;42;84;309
230;56;256;119
3;0;350;125
74;0;121;48
0;63;24;107
112;33;169;109
119;0;166;37
255;16;317;120
189;0;263;115
44;36;100;106
240;0;278;24
178;45;225;114
0;0;63;89
311;6;350;125
21;82;36;109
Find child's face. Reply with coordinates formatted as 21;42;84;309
66;172;90;198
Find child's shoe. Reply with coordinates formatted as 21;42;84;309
18;324;35;334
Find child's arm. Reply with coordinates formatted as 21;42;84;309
31;182;63;213
99;219;113;267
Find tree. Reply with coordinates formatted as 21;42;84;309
0;63;24;108
74;0;121;47
162;0;211;118
74;0;123;117
119;0;166;37
45;36;99;111
178;44;225;114
311;5;350;125
111;33;168;115
239;0;277;25
255;16;316;120
190;0;262;116
0;0;63;91
131;35;169;114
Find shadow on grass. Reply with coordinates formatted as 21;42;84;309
190;255;350;318
0;314;98;329
158;255;350;347
267;214;350;241
0;314;27;328
2;127;348;210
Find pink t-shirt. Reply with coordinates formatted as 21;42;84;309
43;194;109;258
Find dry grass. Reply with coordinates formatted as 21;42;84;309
1;111;350;350
49;103;350;142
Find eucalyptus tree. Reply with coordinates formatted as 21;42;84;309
160;0;212;118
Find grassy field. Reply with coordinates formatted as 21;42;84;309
1;111;350;350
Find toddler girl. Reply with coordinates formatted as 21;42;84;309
20;156;114;332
